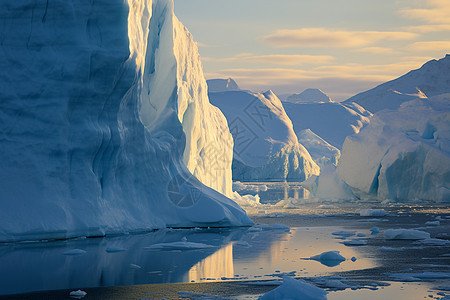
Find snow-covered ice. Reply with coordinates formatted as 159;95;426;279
259;277;328;300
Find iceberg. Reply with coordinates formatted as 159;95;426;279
206;78;240;93
338;95;450;202
286;88;333;104
209;89;320;182
0;0;251;242
345;55;450;113
283;101;372;149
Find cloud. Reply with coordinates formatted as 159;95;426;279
408;41;450;52
400;0;450;24
355;47;396;54
218;53;335;66
402;24;450;33
261;28;418;48
204;58;433;100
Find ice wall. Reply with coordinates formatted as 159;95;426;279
338;96;450;202
0;0;250;242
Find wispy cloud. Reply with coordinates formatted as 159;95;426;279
261;28;418;48
217;53;335;66
400;0;450;24
401;24;450;33
408;41;450;52
355;47;396;54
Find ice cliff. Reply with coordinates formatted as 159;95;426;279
0;0;251;242
338;96;450;202
209;90;320;181
345;55;450;113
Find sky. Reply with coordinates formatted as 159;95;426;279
173;0;450;101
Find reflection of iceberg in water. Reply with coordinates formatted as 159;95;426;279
188;242;234;281
0;229;245;295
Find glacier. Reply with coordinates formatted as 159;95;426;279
0;0;251;242
209;89;320;182
345;55;450;113
338;95;450;202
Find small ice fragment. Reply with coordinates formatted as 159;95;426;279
259;277;327;300
370;227;380;234
332;231;356;237
63;249;87;256
425;221;440;226
357;233;366;237
342;240;367;246
385;229;430;240
70;290;87;299
181;236;187;242
360;209;387;217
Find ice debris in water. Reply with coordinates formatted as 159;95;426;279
370;227;380;235
360;209;387;217
332;231;356;237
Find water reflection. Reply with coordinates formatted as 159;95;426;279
0;225;377;295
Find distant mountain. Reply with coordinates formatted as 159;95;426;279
209;90;319;181
207;78;240;92
283;101;372;149
286;88;333;103
345;54;450;113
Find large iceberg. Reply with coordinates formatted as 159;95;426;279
338;95;450;202
283;101;372;149
345;55;450;113
0;0;251;242
209;90;320;181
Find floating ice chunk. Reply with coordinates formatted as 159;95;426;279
370;227;380;234
63;249;87;256
360;209;387;217
380;246;406;251
425;221;440;226
341;240;367;246
69;290;87;299
357;233;366;237
144;238;215;251
178;291;211;298
332;231;356;237
259;277;327;300
385;229;430;240
105;247;127;253
417;238;450;246
310;251;346;267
